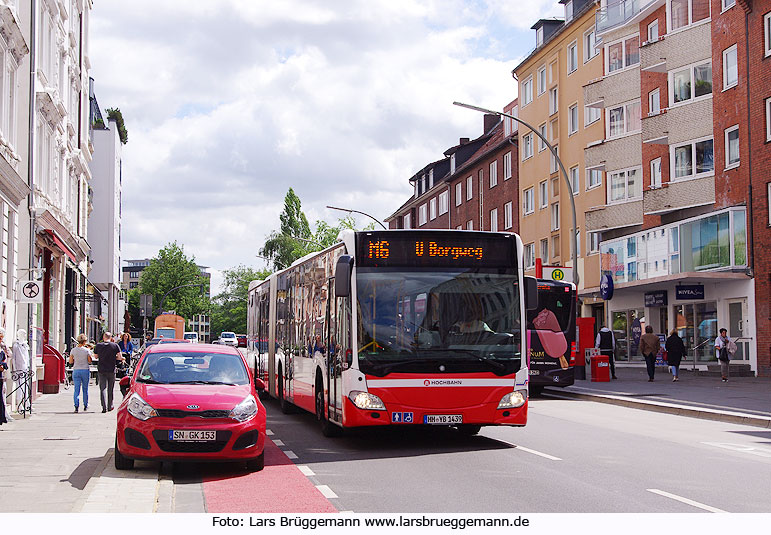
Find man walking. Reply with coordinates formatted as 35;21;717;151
95;332;124;413
639;326;661;382
594;325;617;379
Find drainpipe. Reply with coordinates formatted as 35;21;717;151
26;0;38;409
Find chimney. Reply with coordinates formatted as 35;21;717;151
459;137;470;145
484;114;499;134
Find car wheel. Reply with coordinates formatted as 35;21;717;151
278;367;292;414
315;374;340;437
114;437;134;470
456;424;482;436
245;451;265;472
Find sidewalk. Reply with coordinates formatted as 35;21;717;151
544;365;771;428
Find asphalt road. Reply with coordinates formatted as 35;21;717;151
171;395;771;513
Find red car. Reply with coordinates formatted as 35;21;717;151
114;343;266;471
237;334;247;348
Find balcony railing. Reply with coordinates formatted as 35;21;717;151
596;0;656;34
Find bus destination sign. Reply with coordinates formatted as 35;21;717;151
356;231;516;268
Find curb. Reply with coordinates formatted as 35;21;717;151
70;448;114;513
542;388;771;429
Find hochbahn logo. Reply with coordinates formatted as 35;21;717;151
424;379;463;386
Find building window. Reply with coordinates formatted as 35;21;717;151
606;35;639;74
725;125;739;169
584;28;598;62
552;177;560;197
570;166;579;195
587;168;602;190
539;180;548;209
438;191;449;215
671;137;714;179
503;151;512;180
537;26;544;47
722;0;735;10
765;12;771;57
649;88;661;115
588;231;600;254
521;76;533;106
419;204;427;226
549;87;558;115
609;167;642;202
456;225;462;230
523;187;535;215
490;208;498;232
671;61;712;105
552;235;560;258
466;176;473;200
537;65;546;95
539;123;547;151
429;169;434;188
450;155;456;174
540;239;549;263
524;243;535;269
565;0;574;21
429;198;437;220
551;203;560;231
550;145;559;173
466;219;474;230
585;105;601;126
723;45;738;89
567;41;578;74
568;104;578;135
550;118;559;141
647;20;659;42
669;0;710;32
607;100;641;138
504;202;513;230
404;213;411;229
522;133;534;160
651;157;662;188
489;160;498;188
455;182;462;206
571;229;581;258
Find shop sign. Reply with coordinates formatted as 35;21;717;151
631;318;642;353
599;274;614;300
676;284;704;300
644;290;668;307
18;281;43;303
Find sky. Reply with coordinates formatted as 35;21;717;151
89;0;563;293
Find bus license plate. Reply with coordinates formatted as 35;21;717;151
424;414;462;425
169;430;216;442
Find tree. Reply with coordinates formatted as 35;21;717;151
210;265;271;336
105;108;128;144
139;242;208;325
260;188;313;270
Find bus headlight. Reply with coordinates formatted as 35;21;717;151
127;393;158;421
497;390;527;409
349;391;386;410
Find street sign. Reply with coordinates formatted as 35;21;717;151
140;294;152;317
17;281;43;303
542;266;572;282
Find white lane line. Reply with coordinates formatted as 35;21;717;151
494;438;562;461
266;429;274;436
647;489;727;513
316;485;338;499
297;465;315;476
272;439;285;446
284;450;298;459
702;442;771;458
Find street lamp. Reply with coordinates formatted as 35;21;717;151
453;101;579;287
326;205;388;230
156;283;206;317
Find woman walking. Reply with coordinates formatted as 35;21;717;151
0;328;12;421
69;334;93;412
665;330;686;382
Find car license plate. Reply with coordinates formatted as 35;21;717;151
423;414;462;425
169;430;216;442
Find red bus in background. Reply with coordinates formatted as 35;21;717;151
526;280;577;395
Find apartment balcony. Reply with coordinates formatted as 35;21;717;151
585;133;641;174
585;199;643;232
583;66;640;110
596;0;663;37
643;176;715;215
640;21;710;73
642;99;712;146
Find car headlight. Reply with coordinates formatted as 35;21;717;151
230;395;259;422
348;391;386;410
497;390;527;409
127;393;158;421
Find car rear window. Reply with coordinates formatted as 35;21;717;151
136;352;249;385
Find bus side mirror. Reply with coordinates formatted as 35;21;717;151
334;255;354;298
525;276;538;311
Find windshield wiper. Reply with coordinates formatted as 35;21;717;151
136;378;162;384
169;380;238;386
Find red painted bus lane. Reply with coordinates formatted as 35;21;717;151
202;439;338;513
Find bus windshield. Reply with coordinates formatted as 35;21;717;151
356;267;521;377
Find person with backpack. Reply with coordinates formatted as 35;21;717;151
714;328;736;382
594;325;617;379
665;329;686;382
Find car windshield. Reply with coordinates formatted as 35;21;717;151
222;333;235;338
136;352;249;385
356;267;521;376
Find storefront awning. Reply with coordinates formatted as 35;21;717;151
44;229;78;264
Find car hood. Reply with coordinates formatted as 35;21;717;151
133;383;252;411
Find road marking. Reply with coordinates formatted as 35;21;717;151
284;450;298;459
316;485;338;499
702;442;771;458
298;465;315;476
493;438;562;460
646;489;727;513
272;439;285;446
266;429;274;436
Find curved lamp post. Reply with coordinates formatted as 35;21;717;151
453;101;579;287
156;282;206;317
326;205;388;230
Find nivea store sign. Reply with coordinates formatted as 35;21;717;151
675;284;704;300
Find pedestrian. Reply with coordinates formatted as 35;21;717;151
639;325;660;382
594;325;617;379
95;331;124;413
714;328;735;382
0;328;12;422
11;330;29;414
665;329;686;382
69;334;93;412
118;333;134;355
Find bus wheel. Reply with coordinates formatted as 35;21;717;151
278;367;292;414
315;375;340;437
456;425;481;436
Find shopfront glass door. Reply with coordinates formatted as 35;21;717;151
612;308;645;361
695;302;717;362
728;300;749;361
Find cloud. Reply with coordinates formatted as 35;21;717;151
90;0;558;291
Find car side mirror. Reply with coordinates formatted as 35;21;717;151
524;276;539;311
254;377;266;391
119;376;131;388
